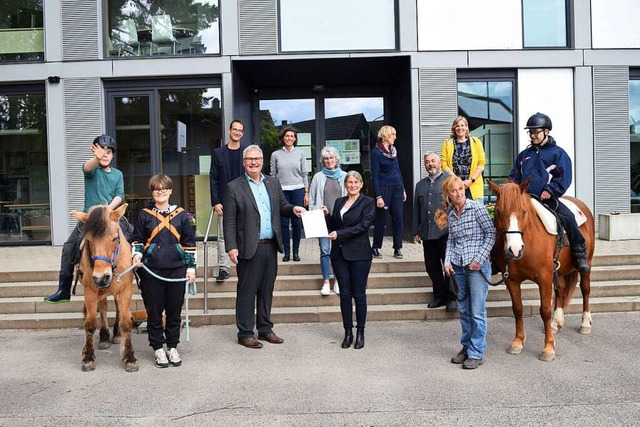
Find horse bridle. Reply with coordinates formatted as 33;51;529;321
90;233;121;273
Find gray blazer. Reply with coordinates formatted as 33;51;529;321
223;174;295;260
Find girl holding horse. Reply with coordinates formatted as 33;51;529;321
437;176;495;370
132;174;196;368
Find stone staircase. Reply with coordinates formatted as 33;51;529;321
1;251;639;329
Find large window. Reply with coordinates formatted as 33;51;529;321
0;1;44;62
106;0;219;58
522;0;568;48
106;80;222;238
0;85;50;245
279;0;396;52
458;75;516;201
630;72;640;212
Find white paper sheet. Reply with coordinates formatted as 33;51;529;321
301;209;329;238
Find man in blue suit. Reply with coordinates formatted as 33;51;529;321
209;120;248;283
223;145;306;349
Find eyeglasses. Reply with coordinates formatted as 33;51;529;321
527;129;544;136
152;188;171;193
231;128;244;133
243;157;263;163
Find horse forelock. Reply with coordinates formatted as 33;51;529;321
495;183;531;230
84;206;112;239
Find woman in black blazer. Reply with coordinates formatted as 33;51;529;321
324;170;375;349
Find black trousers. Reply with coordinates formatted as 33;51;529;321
235;241;278;339
331;250;371;329
139;267;186;350
422;234;456;301
544;199;585;247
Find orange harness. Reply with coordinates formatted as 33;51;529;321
142;207;184;249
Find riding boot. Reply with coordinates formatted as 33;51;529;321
44;274;73;303
341;328;353;349
354;326;365;350
571;243;591;273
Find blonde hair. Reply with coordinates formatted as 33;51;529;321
449;116;469;139
377;125;396;141
435;175;465;229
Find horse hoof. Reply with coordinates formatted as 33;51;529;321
98;341;110;350
538;352;555;362
507;345;523;355
125;362;139;373
82;362;95;372
579;326;592;335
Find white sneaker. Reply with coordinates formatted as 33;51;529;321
333;281;340;295
154;348;169;368
320;282;331;296
166;347;182;367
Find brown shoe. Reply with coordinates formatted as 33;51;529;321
238;336;263;349
258;332;284;344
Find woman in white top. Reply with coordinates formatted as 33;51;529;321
309;146;346;295
270;127;309;262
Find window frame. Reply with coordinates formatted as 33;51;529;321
521;0;572;49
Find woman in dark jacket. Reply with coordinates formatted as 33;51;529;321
132;174;196;369
324;170;375;349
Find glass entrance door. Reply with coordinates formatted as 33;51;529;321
108;83;222;236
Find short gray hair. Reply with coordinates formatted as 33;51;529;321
344;170;363;185
243;145;263;157
320;146;340;164
424;151;440;159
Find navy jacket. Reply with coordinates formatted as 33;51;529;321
508;137;572;199
209;143;248;207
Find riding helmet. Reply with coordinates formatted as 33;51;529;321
94;134;117;152
524;112;552;130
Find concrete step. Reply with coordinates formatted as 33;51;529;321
4;280;640;315
1;295;638;330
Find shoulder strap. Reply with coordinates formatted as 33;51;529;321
144;207;185;249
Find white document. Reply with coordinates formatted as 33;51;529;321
301;209;329;238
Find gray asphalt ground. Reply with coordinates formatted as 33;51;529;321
1;312;639;426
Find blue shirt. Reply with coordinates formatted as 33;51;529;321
246;173;274;239
444;200;496;268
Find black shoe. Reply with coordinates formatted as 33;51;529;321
341;328;353;349
451;346;468;364
427;298;446;309
393;249;403;259
445;300;458;312
44;274;73;304
282;255;290;262
372;248;382;258
354;327;365;349
215;270;230;284
293;254;301;262
462;357;484;369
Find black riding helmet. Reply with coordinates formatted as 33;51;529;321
94;134;116;152
524;112;552;131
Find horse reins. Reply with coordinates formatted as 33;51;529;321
450;264;509;302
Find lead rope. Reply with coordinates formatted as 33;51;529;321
450;264;509;303
116;263;196;342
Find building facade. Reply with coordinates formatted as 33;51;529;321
0;0;637;246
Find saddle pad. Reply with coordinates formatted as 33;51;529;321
530;198;588;235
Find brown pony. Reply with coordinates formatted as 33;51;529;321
72;204;138;372
488;180;595;362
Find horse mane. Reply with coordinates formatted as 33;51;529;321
495;183;544;234
83;205;110;238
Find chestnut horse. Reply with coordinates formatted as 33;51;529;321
488;180;595;361
72;204;138;372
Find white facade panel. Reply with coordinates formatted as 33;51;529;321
592;0;640;49
518;69;575;196
417;0;522;51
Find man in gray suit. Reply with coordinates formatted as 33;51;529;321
223;145;306;349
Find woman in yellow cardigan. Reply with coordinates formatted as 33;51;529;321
441;116;486;203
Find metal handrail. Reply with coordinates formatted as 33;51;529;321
202;206;215;314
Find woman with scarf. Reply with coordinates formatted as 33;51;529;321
309;146;346;296
371;125;406;259
441;116;486;203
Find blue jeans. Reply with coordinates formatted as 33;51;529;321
453;262;490;360
318;237;331;280
281;188;305;255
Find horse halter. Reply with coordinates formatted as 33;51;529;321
90;233;121;286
